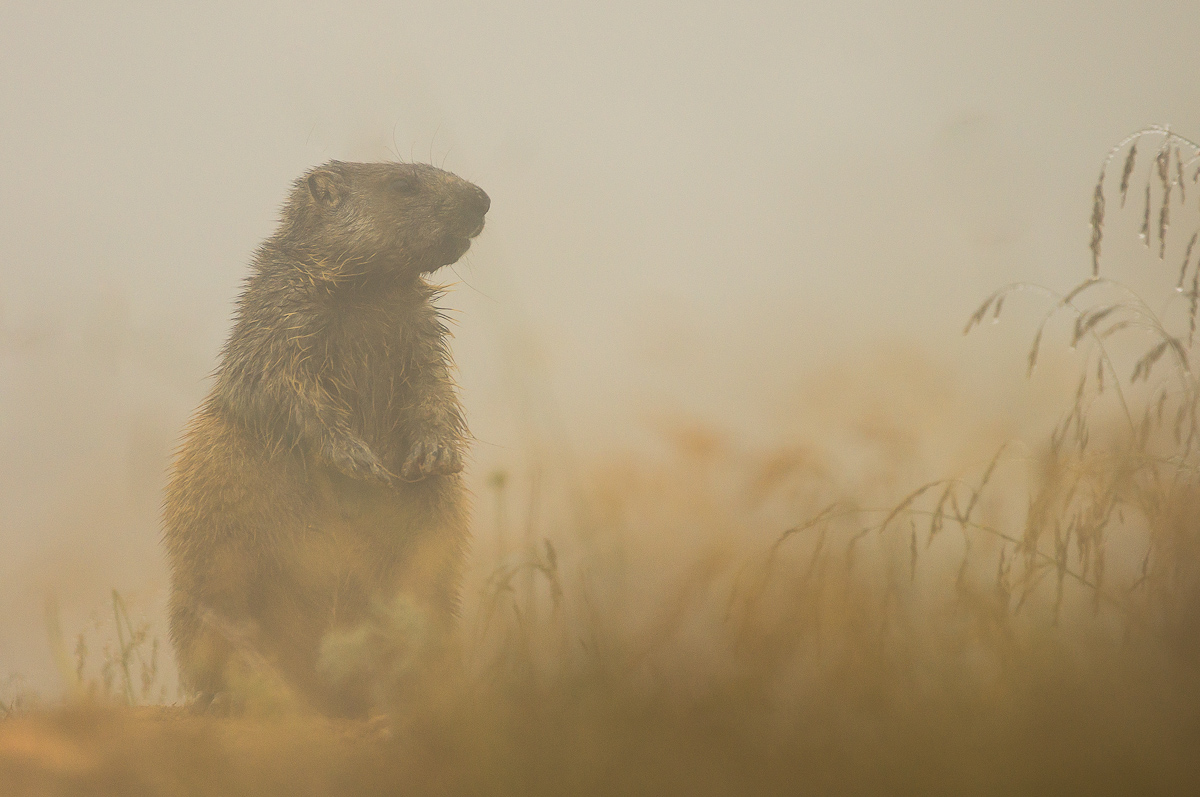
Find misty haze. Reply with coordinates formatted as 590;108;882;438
3;1;1200;793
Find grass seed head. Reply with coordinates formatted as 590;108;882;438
1090;170;1106;276
1119;138;1138;207
1141;183;1152;247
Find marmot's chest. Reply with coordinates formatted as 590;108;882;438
316;322;429;439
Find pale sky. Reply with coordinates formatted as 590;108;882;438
3;0;1200;693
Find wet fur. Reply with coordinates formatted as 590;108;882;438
163;162;487;716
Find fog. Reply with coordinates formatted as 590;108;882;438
3;0;1200;695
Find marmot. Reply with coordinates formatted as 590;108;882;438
163;161;488;716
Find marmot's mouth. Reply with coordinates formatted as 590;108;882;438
423;216;484;272
424;236;472;271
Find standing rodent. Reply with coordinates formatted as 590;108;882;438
163;161;489;716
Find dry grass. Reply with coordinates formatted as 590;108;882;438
4;130;1200;794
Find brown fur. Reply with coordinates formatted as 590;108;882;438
163;161;489;716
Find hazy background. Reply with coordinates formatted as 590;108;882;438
3;0;1199;695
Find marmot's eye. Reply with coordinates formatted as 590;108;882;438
389;177;419;195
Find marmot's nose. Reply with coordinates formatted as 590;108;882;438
469;185;490;216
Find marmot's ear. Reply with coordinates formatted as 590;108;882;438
307;170;344;209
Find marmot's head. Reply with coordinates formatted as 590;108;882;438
281;161;489;276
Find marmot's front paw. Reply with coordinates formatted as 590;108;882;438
326;436;394;485
400;438;463;481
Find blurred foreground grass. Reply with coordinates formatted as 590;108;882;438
2;419;1198;795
